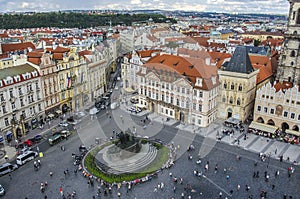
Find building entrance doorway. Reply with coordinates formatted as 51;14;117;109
227;108;233;118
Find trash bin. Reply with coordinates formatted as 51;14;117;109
95;138;100;144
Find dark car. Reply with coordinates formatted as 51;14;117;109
34;134;42;142
79;145;87;152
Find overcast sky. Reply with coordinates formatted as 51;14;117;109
0;0;290;15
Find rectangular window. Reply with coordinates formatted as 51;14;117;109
193;90;197;96
22;110;26;118
170;96;173;104
270;108;274;114
4;118;9;126
257;106;261;111
199;91;203;98
198;119;201;125
199;105;202;112
177;87;180;92
193;103;196;110
162;94;164;101
181;88;185;94
11;102;16;109
298;114;300;120
170;110;173;116
291;113;295;119
264;107;268;113
283;111;288;117
186;89;190;95
165;109;168;114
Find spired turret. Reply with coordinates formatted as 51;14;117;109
276;0;300;85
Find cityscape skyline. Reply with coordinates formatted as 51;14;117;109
0;0;290;15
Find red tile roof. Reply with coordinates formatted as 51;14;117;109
52;53;64;60
1;42;36;54
273;81;294;92
137;50;160;58
145;54;218;90
191;36;209;47
249;55;273;84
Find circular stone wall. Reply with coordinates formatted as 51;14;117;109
83;141;169;183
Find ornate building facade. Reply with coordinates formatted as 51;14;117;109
0;64;44;138
135;54;219;127
253;0;300;137
218;46;258;122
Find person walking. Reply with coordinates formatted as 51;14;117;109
237;184;240;191
59;186;63;197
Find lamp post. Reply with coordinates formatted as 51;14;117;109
10;119;16;140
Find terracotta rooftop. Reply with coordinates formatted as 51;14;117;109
145;54;218;90
1;42;36;54
249;55;273;84
273;81;294;92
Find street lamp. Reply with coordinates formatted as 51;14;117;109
267;152;271;168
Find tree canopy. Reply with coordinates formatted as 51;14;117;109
0;12;176;29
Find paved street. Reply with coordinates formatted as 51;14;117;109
0;83;299;199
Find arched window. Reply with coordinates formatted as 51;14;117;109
293;31;297;35
291;61;294;66
231;83;234;90
229;96;233;104
291;50;296;57
238;84;242;91
237;98;241;105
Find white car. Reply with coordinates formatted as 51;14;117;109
59;121;69;127
0;184;5;196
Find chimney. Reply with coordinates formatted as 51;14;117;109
205;57;211;66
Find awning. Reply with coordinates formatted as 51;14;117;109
56;110;62;114
286;129;300;137
249;121;278;134
48;113;55;118
0;136;3;142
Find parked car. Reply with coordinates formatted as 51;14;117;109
0;184;5;196
34;134;42;142
23;139;33;147
60;130;72;138
130;97;138;104
59;121;69;127
16;147;31;156
0;163;18;176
